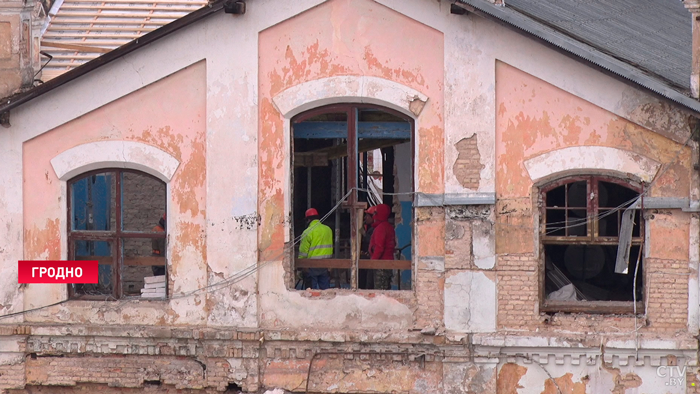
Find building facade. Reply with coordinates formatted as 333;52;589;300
1;0;700;392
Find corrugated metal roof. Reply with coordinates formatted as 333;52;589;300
39;0;207;80
504;0;691;92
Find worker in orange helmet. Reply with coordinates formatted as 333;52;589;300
298;208;333;290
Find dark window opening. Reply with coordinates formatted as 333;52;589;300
541;176;643;313
292;105;413;290
68;170;167;300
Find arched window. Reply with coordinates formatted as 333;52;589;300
540;176;644;313
292;104;413;290
68;169;167;300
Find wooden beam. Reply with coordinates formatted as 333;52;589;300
358;259;411;270
44;26;157;31
43;33;143;38
48;55;101;60
42;42;116;53
541;301;643;314
75;256;112;265
124;256;165;266
44;39;129;45
61;5;200;12
295;258;411;270
51;19;170;25
58;12;188;18
63;0;206;4
295;259;352;269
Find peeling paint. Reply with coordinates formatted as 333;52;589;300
497;363;527;394
541;372;588;394
24;219;60;260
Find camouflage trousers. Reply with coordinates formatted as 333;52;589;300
375;269;393;290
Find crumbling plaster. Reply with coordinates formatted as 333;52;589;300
257;0;444;332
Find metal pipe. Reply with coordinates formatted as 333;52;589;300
307;166;312;209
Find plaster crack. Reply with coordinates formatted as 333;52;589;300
122;56;145;86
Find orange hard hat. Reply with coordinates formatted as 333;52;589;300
305;208;319;217
366;206;377;215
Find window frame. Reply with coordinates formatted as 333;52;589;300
67;168;167;300
539;175;645;314
290;103;415;290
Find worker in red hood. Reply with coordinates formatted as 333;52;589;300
367;204;396;260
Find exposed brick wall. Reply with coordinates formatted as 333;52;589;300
645;258;689;332
10;383;227;393
24;355;206;389
452;135;484;190
415;207;446;329
0;361;26;389
0;326;451;393
445;219;473;271
415;269;445;328
497;254;539;329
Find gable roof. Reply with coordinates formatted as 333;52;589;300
40;0;207;80
1;0;700;117
457;0;700;113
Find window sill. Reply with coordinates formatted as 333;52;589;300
294;288;413;299
541;301;644;315
296;258;412;270
68;296;169;302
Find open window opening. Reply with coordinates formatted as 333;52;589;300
68;169;167;300
292;104;413;290
541;176;644;313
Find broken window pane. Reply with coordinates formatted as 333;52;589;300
566;181;587;207
542;177;643;310
567;209;588;236
544;244;643;302
545;209;566;235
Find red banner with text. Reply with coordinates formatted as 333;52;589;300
18;260;99;284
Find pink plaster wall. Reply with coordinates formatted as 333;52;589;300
22;62;206;306
257;0;444;261
496;61;691;200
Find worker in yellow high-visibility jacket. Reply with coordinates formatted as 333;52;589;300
298;208;333;289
